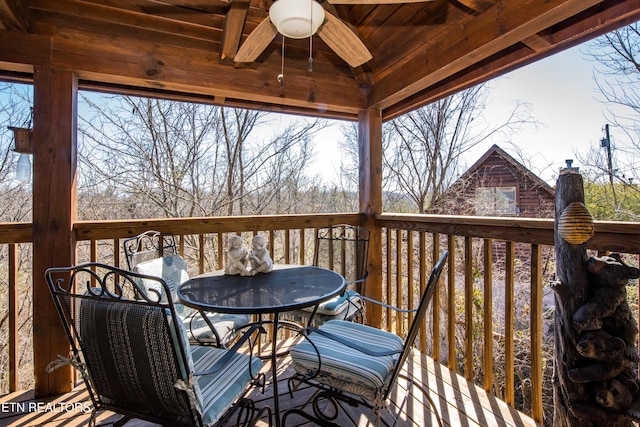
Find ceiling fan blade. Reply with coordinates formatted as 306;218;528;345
317;12;372;68
234;17;278;62
328;0;433;4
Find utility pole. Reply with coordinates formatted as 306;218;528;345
601;123;620;219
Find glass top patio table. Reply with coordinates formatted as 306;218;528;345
177;264;346;315
177;264;346;427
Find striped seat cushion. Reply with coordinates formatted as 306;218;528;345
302;290;361;315
190;345;263;426
189;312;252;345
290;320;404;400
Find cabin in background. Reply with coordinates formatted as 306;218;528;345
433;144;555;218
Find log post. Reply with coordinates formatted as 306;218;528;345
553;169;634;426
553;168;590;425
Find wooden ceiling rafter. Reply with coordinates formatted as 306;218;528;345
0;0;31;31
219;0;250;64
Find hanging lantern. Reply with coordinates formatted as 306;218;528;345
8;126;33;183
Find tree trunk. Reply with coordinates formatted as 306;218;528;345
553;169;634;426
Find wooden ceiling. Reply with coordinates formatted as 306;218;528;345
1;0;640;120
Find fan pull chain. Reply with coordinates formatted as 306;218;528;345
278;36;285;88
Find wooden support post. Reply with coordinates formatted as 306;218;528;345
358;108;382;328
32;66;78;397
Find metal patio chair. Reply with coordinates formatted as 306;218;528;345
283;250;448;427
123;230;252;347
45;262;270;427
285;224;370;327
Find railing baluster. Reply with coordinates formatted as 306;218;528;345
9;243;18;393
530;243;543;422
198;234;205;275
419;231;426;351
216;233;223;270
407;230;414;336
298;228;305;265
395;228;402;336
505;241;515;406
464;236;473;381
483;238;493;392
447;234;456;372
284;229;290;264
432;232;441;361
386;228;392;332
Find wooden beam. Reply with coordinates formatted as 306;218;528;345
32;66;77;397
46;32;364;114
369;0;604;110
0;30;50;66
358;108;383;328
219;0;249;65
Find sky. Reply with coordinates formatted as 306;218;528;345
307;42;627;186
478;44;613;184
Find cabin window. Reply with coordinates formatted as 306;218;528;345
475;186;517;216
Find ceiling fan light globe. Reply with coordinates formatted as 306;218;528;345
269;0;325;39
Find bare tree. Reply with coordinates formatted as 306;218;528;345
578;24;640;219
385;85;534;213
338;85;534;213
0;82;35;394
582;25;640;180
0;83;33;222
79;94;226;218
78;94;328;219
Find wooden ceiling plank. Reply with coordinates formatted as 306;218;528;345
142;0;230;13
34;12;219;52
87;0;228;22
369;0;605;110
31;0;225;33
364;1;455;80
0;0;31;31
219;0;249;64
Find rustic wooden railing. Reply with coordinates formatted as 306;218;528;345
2;213;640;424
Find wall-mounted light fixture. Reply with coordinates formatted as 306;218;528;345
8;126;33;183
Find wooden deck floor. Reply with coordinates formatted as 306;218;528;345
0;351;541;427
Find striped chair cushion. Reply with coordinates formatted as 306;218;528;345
190;345;263;425
189;312;252;345
134;255;193;318
290;320;404;400
79;298;195;424
79;295;261;426
302;290;360;315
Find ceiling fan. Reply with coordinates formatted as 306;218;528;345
234;0;434;69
